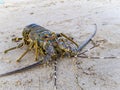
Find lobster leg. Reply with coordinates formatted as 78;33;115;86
4;43;24;53
16;42;34;62
12;37;23;42
34;40;39;61
60;33;78;47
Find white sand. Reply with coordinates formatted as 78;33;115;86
0;0;120;90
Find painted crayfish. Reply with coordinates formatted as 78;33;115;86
1;23;97;80
4;24;79;62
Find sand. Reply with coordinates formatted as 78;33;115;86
0;0;120;90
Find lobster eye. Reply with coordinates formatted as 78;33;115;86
44;36;48;38
57;34;61;37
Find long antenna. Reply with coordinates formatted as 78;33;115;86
77;24;97;52
0;61;43;77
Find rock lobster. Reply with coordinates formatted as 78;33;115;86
1;23;97;77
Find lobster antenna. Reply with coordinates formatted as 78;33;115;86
0;61;43;77
77;24;97;52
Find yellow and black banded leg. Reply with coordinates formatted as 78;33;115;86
34;40;39;61
4;43;24;53
12;37;23;42
16;42;34;62
60;33;78;47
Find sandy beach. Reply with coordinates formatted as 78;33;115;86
0;0;120;90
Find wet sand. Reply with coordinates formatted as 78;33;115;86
0;0;120;90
